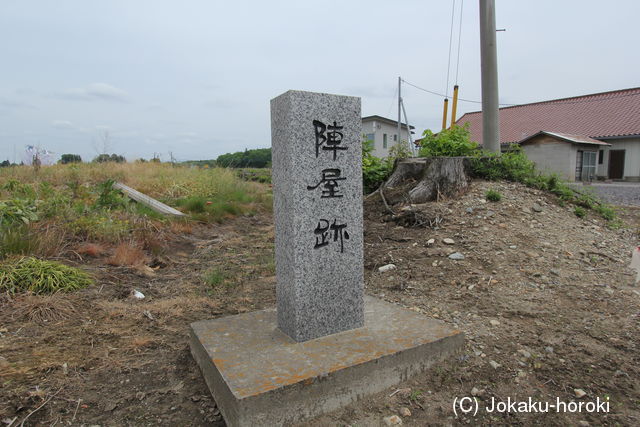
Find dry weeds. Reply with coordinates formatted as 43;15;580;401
107;243;149;267
76;243;106;258
9;294;78;324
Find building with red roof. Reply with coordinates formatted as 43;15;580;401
456;87;640;181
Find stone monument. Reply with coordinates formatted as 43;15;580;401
271;90;363;341
190;90;464;427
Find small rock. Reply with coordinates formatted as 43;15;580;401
517;349;531;359
448;252;465;260
489;360;501;369
550;269;561;276
466;207;474;214
62;362;68;375
0;356;9;369
545;346;554;353
509;245;517;249
395;388;412;398
399;407;412;417
426;238;435;246
379;264;397;273
383;415;403;426
471;387;483;396
604;286;614;295
443;238;455;245
489;319;500;326
485;211;495;218
574;388;587;398
578;421;590;427
522;207;532;214
525;251;539;258
130;290;145;300
532;203;543;212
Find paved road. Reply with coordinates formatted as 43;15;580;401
571;182;640;206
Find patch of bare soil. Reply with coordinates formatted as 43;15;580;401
1;180;639;426
1;215;276;426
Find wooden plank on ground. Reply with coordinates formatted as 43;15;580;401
113;182;185;217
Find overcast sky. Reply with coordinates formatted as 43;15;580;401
1;0;638;162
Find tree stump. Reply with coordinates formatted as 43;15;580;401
383;157;472;204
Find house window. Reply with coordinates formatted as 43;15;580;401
598;150;604;164
394;134;397;142
383;134;388;149
365;133;375;147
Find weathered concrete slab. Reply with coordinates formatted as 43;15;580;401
190;296;464;427
113;182;185;216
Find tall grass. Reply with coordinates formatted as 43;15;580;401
0;162;269;204
0;162;272;223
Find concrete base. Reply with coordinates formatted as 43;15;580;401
190;296;464;427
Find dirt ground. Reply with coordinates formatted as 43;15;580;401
1;180;639;426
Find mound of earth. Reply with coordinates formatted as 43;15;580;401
310;179;639;426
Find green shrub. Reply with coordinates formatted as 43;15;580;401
418;123;478;157
485;189;502;202
94;179;127;210
0;199;38;226
574;206;586;218
471;146;536;182
0;257;93;294
362;139;393;193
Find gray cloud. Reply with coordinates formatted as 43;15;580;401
51;120;75;130
52;83;130;103
0;97;37;110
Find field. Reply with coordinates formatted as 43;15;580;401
1;163;639;426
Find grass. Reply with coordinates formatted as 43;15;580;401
0;163;272;257
485;189;502;202
574;206;587;218
0;226;38;257
203;268;228;287
0;257;93;294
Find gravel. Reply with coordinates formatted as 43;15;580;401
572;182;640;206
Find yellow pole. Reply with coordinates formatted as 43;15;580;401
441;98;449;130
450;85;459;128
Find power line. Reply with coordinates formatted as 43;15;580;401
402;78;640;109
454;0;465;85
445;0;457;97
402;78;516;106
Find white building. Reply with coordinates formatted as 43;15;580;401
361;115;414;158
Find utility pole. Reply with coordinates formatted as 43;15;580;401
397;76;402;150
479;0;500;153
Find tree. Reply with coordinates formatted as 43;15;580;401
216;148;271;168
0;160;10;168
93;153;126;163
59;154;82;164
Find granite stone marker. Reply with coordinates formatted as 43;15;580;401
189;89;464;426
271;90;363;342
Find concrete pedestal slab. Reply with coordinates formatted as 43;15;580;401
190;296;464;426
